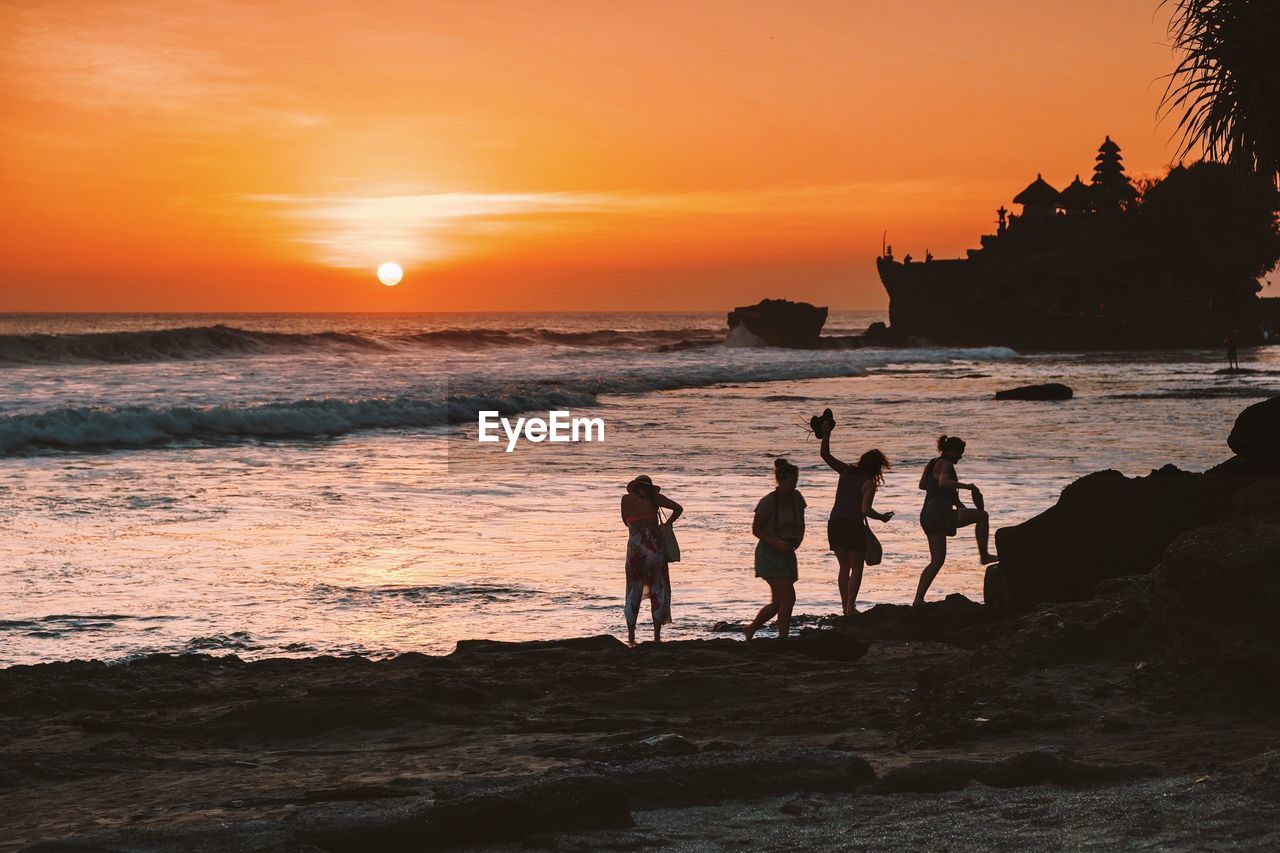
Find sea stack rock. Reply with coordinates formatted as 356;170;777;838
994;383;1073;401
726;299;828;348
861;321;910;347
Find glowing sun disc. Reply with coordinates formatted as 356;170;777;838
377;262;403;286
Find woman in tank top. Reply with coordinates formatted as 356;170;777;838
819;421;894;616
915;434;997;607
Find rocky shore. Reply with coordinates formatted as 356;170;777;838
2;397;1279;851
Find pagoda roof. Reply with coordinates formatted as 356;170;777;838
1098;135;1121;154
1013;173;1061;206
1059;175;1094;207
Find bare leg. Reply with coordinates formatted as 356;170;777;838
957;507;996;562
835;550;854;615
627;625;636;646
745;591;779;641
654;623;661;642
844;550;866;616
777;579;796;639
914;534;948;606
744;578;787;640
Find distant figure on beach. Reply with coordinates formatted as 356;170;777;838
1225;334;1240;370
744;458;805;640
819;422;894;616
621;475;682;645
915;435;997;607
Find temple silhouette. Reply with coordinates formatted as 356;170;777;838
877;136;1280;348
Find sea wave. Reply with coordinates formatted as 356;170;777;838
0;346;1018;452
0;325;389;365
0;323;726;366
0;390;599;453
398;327;722;350
313;582;544;607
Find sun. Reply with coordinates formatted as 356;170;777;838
376;262;403;286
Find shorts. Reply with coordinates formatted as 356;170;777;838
920;500;959;537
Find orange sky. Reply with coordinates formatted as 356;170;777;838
0;0;1192;312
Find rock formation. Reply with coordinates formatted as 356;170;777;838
726;299;827;348
995;383;1074;400
986;395;1280;611
1149;515;1280;693
1228;396;1280;462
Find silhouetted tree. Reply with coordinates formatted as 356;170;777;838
1161;0;1280;185
1140;161;1280;312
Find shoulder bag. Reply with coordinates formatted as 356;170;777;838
863;517;883;566
657;507;681;563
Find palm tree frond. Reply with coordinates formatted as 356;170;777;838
1160;0;1280;183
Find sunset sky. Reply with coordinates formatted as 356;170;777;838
1;1;1197;311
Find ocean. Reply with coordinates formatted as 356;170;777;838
1;311;1276;666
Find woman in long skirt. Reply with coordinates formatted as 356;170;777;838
621;474;683;644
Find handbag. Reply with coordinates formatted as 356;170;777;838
863;518;883;566
657;508;681;563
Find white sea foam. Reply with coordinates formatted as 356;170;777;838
0;345;1019;452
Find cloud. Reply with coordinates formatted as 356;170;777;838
1;5;325;133
247;181;1000;268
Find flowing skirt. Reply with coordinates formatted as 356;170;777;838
624;525;672;628
754;540;798;581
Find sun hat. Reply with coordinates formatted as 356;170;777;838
809;408;836;438
628;474;661;493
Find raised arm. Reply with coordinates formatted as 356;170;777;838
861;480;894;523
819;426;849;474
655;493;683;524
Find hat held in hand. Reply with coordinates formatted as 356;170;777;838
809;408;835;438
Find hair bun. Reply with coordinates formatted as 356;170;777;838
773;456;799;483
937;434;949;450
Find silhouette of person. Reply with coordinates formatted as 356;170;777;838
621;475;682;644
744;458;805;640
915;435;996;607
819;421;893;616
1225;334;1239;370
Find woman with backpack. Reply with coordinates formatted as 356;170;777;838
744;458;806;640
